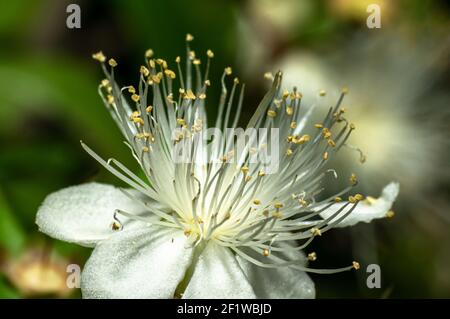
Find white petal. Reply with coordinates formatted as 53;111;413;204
236;244;315;299
36;183;151;247
81;226;193;299
320;182;400;228
182;242;256;299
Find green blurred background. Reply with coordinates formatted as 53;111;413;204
0;0;449;298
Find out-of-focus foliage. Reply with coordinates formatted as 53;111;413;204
0;0;448;298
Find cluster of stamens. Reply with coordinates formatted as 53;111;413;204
87;34;369;273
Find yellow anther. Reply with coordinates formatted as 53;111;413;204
189;50;196;60
341;86;349;94
263;72;274;80
298;199;308;207
151;74;161;84
319;89;326;96
198;93;206;100
296;134;311;145
286;148;293;156
175;56;181;63
354;194;364;201
206;49;214;58
350;123;356;130
146;105;153;113
131;94;140;102
108;58;117;67
282;90;289;99
258;170;265;177
245;175;252;182
100;79;110;87
350;173;358;185
225;67;232;75
184;90;196;100
142;146;150;153
184;229;192;237
348;196;357;203
322;128;331;139
272;211;283;219
334;196;343;202
352;261;360;270
267;110;277;118
148;59;156;69
186;33;194;41
314;123;323;129
111;221;121;231
145;49;154;58
132;117;144;125
135;132;153;140
253;199;261;205
327;139;336;147
386;210;395;218
92;51;106;62
274;203;284;209
129;111;140;119
307;252;317;261
107;95;114;104
164;69;176;79
234;77;239;84
263;249;270;257
193;59;201;65
240;166;249;174
204;80;211;86
286;107;293;115
176;118;186;126
310;227;322;236
140;65;150;76
290;122;297;129
128;86;136;94
322;152;329;160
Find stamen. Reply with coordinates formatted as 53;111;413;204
89;41;373;278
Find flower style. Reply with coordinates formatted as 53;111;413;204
36;35;399;299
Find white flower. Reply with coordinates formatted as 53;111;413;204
36;36;399;299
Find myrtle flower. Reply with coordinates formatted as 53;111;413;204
36;35;398;299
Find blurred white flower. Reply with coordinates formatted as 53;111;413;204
2;247;72;297
236;0;313;77
276;33;449;196
36;36;398;299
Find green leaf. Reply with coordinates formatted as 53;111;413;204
0;189;25;255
